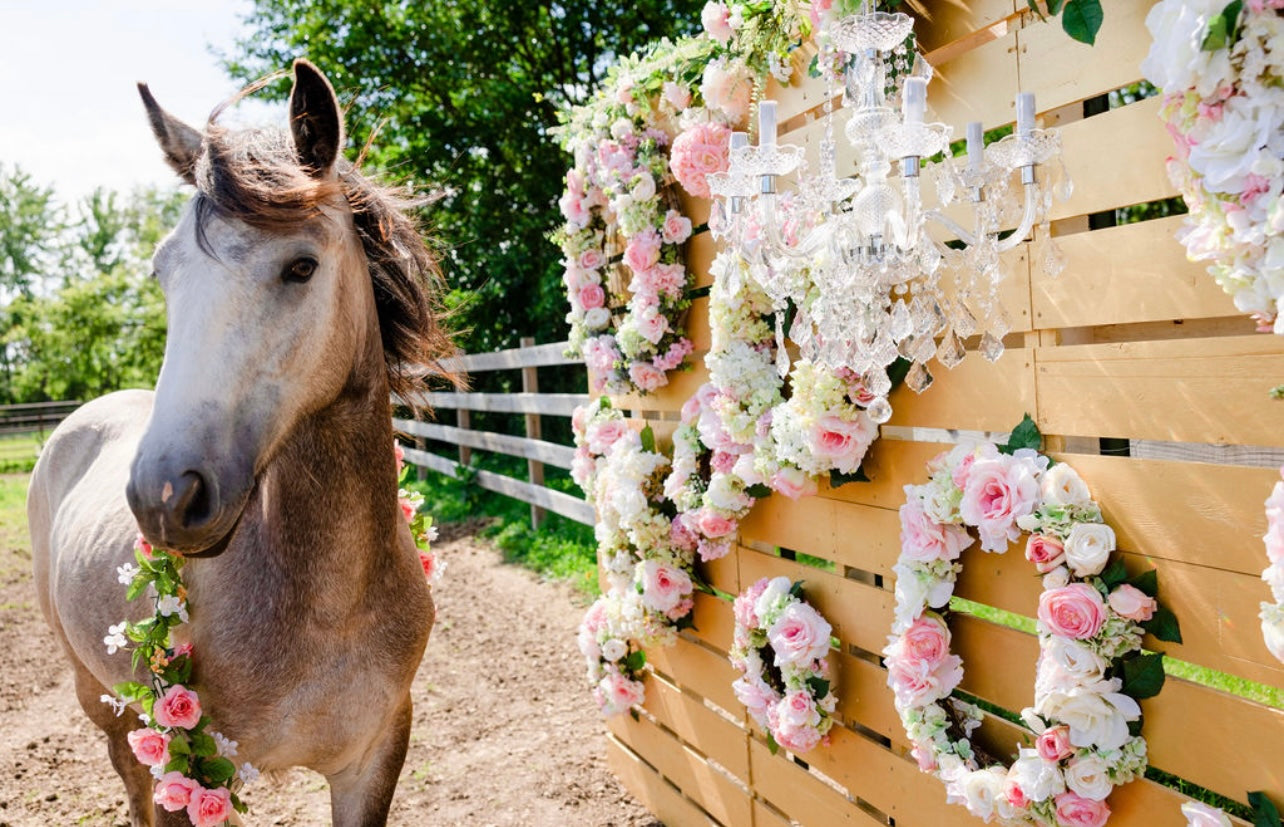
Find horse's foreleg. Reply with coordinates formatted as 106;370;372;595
72;662;157;827
327;694;414;827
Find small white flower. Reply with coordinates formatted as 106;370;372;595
99;694;128;717
156;594;189;623
150;764;165;780
116;563;139;585
103;622;128;655
238;762;261;785
213;731;239;758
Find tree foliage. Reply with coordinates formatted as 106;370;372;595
223;0;706;354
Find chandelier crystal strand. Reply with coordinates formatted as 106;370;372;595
713;7;1070;416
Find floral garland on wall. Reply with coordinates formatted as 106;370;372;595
1142;2;1284;333
886;418;1181;826
731;576;837;753
1261;467;1284;663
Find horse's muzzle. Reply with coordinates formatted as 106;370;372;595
127;458;249;557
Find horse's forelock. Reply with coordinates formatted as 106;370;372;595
192;125;460;401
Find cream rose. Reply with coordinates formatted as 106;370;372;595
1036;683;1140;750
1041;463;1092;507
1064;755;1113;801
1063;522;1115;577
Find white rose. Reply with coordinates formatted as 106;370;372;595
601;638;628;662
1063;522;1115;577
1140;0;1224;93
1181;801;1233;827
1044;636;1108;684
754;576;792;626
1009;748;1065;803
1261;603;1284;662
1190;97;1279;193
706;473;750;512
584;307;611;330
959;767;1007;822
631;173;657;202
732;453;764;486
1041;464;1092;507
1036;683;1140;751
1263;564;1284;604
1043;566;1071;589
1064;754;1114;801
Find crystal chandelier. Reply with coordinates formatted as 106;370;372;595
707;5;1071;423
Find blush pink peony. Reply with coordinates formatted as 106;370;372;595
959;455;1042;551
669;121;731;199
899;497;972;562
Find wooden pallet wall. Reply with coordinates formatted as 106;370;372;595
602;2;1284;824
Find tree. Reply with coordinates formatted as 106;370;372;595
223;0;706;355
0;164;63;300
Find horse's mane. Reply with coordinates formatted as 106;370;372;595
190;123;459;401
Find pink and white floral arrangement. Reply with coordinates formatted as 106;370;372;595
886;417;1180;826
730;576;838;754
578;588;650;717
1260;467;1284;662
1142;1;1284;332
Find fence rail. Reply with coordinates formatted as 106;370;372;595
395;338;594;528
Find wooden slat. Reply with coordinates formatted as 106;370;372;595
1015;0;1155;113
419;391;590;416
687;295;712;352
887;347;1036;433
1035;335;1284;446
608;711;753;827
831;648;906;747
752;798;793;827
439;340;578;373
392;418;576;469
1050;96;1177;221
691;591;736;654
749;738;882;827
643;673;750;782
648;635;744;717
739;495;902;579
401;446;459;478
925;25;1021;132
952;615;1284;804
689;231;717;290
914;0;1019;54
1034;217;1241;328
606;736;722;827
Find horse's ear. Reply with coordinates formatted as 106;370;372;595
288;59;344;179
137;83;202;186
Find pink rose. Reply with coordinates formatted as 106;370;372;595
583;597;608;634
809;414;873;474
1006;776;1031;809
1038;584;1107;640
187;785;232;827
809;0;834;27
1026;534;1066;573
577;283;606;310
419;550;438;581
899;498;973;562
640;560;693;613
587;419;630;455
670;121;731;199
662;81;692;110
696;508;736;539
126;728;171;767
153;684;202;730
1107;584;1157;622
889;614;950;669
136;531;155;559
661;210;693;245
700;58;753;125
771;466;818;499
623;228;662;273
597;673;645;716
911;741;937;772
710;451;737;474
578;248;605;271
959;455;1042;551
399;497;417;523
629;362;666;393
767;602;833;667
774;720;823;753
1054;791;1110;827
732;676;777;718
393;440;405;474
701;1;733;42
734;578;771;630
559;189;588;228
1036;724;1074;762
173;642;193;658
635;309;669;344
153;771;199;812
887;652;964;708
777;690;819;729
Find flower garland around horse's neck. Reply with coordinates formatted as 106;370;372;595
731;576;837;754
104;443;437;825
886;416;1182;826
1142;2;1284;334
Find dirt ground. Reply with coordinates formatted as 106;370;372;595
0;478;659;827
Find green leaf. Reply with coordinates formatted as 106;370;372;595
640;424;656;454
830;467;871;488
163;754;189;775
125;575;151;602
623;649;647;673
1120;652;1166;700
887;356;912;390
1249;791;1282;827
111;681;149;701
232;793;249;815
806;676;831;699
201;756;237;786
766;731;780;755
999;414;1042;455
746;483;772;499
1201;0;1243;51
189;731;217;758
1060;0;1103;45
168;734;191;755
1142;605;1183;644
1098;556;1128;589
807;54;820;79
675;612;697;632
788;580;805;599
1126;569;1158;598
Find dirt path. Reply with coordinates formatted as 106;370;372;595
0;482;657;827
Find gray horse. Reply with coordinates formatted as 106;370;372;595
28;60;454;825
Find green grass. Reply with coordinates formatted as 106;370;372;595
0;432;42;474
403;451;601;597
0;473;31;550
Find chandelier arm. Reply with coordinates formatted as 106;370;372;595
922;209;979;248
758;194;829;261
995;181;1041;254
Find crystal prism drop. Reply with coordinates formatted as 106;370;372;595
906;361;934;393
865;367;892;397
910;332;938;365
889;299;912;341
980;331;1005;363
866;396;893;424
938;328;966;369
952;300;979;337
775;314;791;378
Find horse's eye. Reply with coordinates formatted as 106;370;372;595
283;257;318;284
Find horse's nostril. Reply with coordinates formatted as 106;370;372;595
174;470;213;529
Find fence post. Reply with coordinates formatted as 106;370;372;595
457;408;472;469
521;336;545;530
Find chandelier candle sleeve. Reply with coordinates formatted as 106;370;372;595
1016;92;1036;138
903;77;926;125
759;101;777;146
966;122;984;174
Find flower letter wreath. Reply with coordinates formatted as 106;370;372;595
886;417;1181;826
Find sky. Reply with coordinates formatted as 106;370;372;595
0;0;284;206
